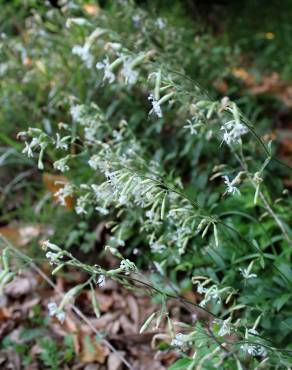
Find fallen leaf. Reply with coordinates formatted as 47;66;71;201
119;315;136;334
83;4;100;15
5;274;37;298
80;336;109;364
0;223;50;247
126;295;139;324
107;351;125;370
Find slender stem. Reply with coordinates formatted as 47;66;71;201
0;235;134;370
235;150;291;244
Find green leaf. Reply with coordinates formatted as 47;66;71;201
169;358;194;370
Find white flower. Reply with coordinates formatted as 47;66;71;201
22;141;34;158
112;130;123;142
97;274;105;287
241;343;257;356
70;105;84;122
75;196;88;215
240;343;266;357
22;137;39;158
196;282;207;295
145;210;154;219
72;43;94;69
54;183;74;206
66;18;88;28
95;206;109;215
41;240;61;252
105;42;122;51
88;155;100;170
46;251;63;265
148;94;162;118
48;302;66;324
208;286;221;303
171;333;188;347
183;120;197;135
239;268;257;280
120;259;136;275
221;120;248;145
96;57;115;83
53;157;70;172
223;175;240;196
132;14;141;27
120;58;138;85
156;18;166;29
150;242;166;254
55;133;69;150
216;319;232;337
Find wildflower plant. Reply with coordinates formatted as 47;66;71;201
1;1;292;368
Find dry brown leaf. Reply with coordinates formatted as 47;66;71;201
84;365;100;370
5;275;37;298
232;67;255;86
0;223;49;247
107;319;120;335
80;336;109;364
126;295;139;324
83;4;100;15
83;312;120;331
119;315;136;334
231;69;292;107
0;349;21;370
107;351;125;370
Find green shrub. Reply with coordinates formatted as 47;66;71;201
1;1;291;368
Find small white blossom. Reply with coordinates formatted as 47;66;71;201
48;302;66;324
46;251;63;265
54;157;70;172
22;141;34;158
183;120;197;135
150;242;166;254
55;133;69;150
41;240;61;252
95;206;109;215
221;120;248;145
112;130;123;142
215;319;232;337
171;333;188;348
105;42;122;51
132;14;141;27
54;183;74;206
240;343;266;357
156;18;166;29
97;274;106;287
70;105;84;122
120;259;136;275
75;196;88;215
196;282;207;295
239;267;257;280
66;17;89;28
148;94;162;118
72;43;94;68
120;58;138;85
22;137;39;158
96;57;115;83
223;175;240;196
88;155;100;170
208;286;221;303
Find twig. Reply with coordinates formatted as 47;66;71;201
0;235;134;370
